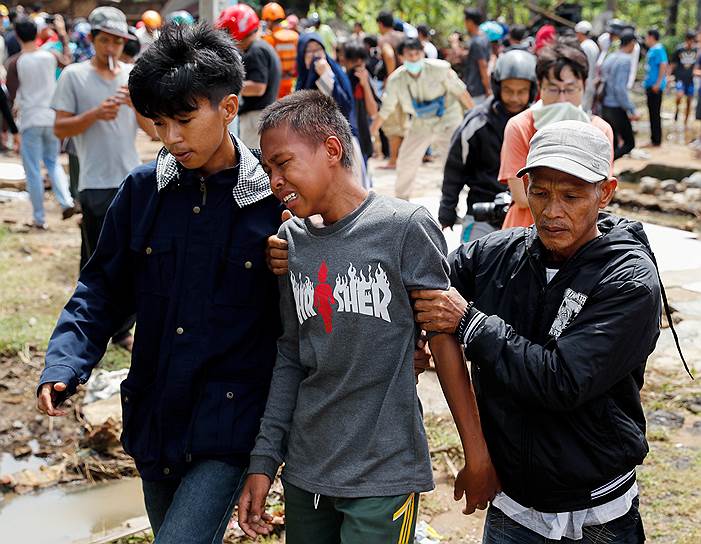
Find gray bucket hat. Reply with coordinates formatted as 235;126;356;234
88;7;135;41
516;120;611;183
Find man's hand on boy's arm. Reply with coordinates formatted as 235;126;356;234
412;287;468;334
237;474;274;538
428;333;500;515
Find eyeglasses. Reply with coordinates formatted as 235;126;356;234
541;85;583;97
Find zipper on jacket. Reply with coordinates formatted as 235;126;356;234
199;177;207;206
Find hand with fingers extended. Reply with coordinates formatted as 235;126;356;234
454;449;501;515
237;474;274;539
37;382;69;416
265;210;293;276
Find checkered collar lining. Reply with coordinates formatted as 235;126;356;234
155;133;272;208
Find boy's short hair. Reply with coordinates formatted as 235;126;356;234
509;24;527;42
14;17;38;42
402;37;423;53
344;41;368;61
536;38;588;83
647;28;660;41
129;22;244;119
259;90;354;170
464;8;484;25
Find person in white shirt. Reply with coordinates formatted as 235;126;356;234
14;15;75;228
575;20;600;112
417;24;438;59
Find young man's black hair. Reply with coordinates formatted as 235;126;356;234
402;37;423;53
344;40;368;61
535;39;589;83
129;22;244;119
376;10;394;29
14;17;38;43
363;35;378;48
509;24;527;42
647;28;660;41
417;24;431;38
464;7;484;25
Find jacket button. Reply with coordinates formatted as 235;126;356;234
123;395;129;403
176;327;184;335
163;467;170;475
193;206;201;214
226;391;234;400
145;247;152;255
244;261;253;269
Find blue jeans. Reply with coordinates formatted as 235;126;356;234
142;460;247;544
482;498;645;543
20;126;73;225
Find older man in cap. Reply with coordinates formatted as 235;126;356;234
412;120;662;542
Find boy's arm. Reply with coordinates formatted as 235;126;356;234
240;269;305;535
429;333;500;514
37;177;137;410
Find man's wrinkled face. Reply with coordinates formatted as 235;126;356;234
526;167;617;261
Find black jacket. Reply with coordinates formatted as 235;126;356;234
449;215;662;512
439;97;514;228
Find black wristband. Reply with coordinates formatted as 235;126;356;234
455;301;474;344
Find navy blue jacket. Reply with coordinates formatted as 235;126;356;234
39;138;283;480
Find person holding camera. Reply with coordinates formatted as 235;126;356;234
414;120;667;542
439;49;537;243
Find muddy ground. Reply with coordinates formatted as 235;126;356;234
1;119;700;542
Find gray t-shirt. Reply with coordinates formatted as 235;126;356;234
16;50;57;130
51;60;140;191
463;33;490;97
249;192;450;497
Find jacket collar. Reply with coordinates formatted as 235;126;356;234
155;133;272;208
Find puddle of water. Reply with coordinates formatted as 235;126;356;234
0;452;46;474
0;477;146;544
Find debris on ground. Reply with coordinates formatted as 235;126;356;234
84;369;129;404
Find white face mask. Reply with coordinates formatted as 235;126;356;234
531;100;590;130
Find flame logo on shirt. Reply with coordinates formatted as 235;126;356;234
290;261;393;332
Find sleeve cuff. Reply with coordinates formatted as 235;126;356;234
460;306;488;346
37;364;79;399
247;455;280;482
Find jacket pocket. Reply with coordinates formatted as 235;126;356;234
131;238;176;297
120;381;156;461
214;244;269;307
188;381;268;456
607;398;648;462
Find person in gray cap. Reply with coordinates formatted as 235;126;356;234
51;6;155;350
411;119;689;542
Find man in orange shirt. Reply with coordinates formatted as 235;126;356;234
499;40;613;229
261;2;297;98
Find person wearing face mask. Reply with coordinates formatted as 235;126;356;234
297;32;370;187
440;49;537;243
498;39;614;229
370;38;473;201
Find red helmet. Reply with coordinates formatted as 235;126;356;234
216;4;259;41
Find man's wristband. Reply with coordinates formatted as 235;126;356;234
455;302;489;346
455;302;474;343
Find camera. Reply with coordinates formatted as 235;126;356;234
46;15;56;25
472;192;512;226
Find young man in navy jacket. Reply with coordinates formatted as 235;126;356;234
36;23;282;543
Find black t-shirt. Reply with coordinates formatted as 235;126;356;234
239;39;281;115
672;45;698;84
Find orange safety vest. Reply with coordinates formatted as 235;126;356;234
263;27;298;98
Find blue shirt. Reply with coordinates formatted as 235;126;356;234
602;52;636;113
39;137;284;480
644;43;668;90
